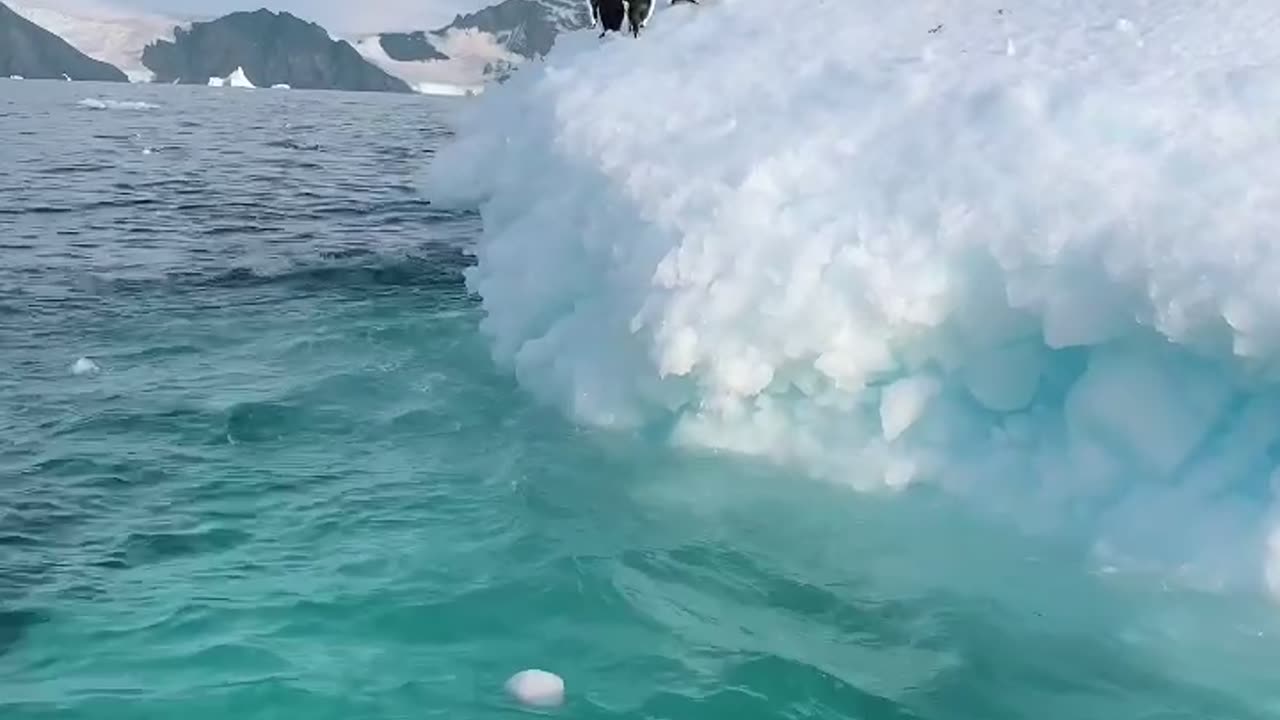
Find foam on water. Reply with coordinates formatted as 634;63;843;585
427;0;1280;598
77;98;159;110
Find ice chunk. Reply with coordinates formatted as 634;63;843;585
70;357;100;376
426;0;1280;597
880;376;941;442
227;67;255;88
1065;343;1232;477
505;669;565;708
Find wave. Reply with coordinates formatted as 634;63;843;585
425;0;1280;598
198;251;474;293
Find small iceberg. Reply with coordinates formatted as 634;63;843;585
227;66;255;88
8;74;23;80
505;669;564;708
270;83;291;90
413;81;484;97
208;67;257;89
70;357;100;376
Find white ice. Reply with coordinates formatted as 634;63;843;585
505;669;565;708
208;67;255;89
427;0;1280;599
226;67;255;89
70;357;99;375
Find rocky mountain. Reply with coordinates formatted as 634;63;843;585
7;0;179;82
377;31;450;63
382;0;589;62
4;0;600;94
357;0;592;92
141;9;411;93
444;0;591;59
0;0;127;81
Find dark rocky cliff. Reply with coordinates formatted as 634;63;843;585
0;1;128;82
378;31;449;62
142;9;411;92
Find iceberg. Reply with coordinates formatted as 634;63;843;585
226;66;254;88
427;0;1280;598
207;66;256;89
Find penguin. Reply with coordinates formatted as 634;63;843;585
626;0;654;36
590;0;626;36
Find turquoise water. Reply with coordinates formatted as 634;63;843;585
2;80;1280;719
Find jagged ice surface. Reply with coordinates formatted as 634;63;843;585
427;0;1280;598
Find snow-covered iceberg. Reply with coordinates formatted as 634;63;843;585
208;66;255;89
226;65;254;88
428;0;1280;598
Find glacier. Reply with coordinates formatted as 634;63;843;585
352;30;500;96
426;0;1280;599
8;0;180;83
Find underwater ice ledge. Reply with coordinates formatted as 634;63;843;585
425;0;1280;598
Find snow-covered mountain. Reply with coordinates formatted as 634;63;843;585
142;9;411;93
354;0;593;95
1;0;128;81
8;0;183;82
5;0;596;94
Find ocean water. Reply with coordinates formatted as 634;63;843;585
2;78;1279;720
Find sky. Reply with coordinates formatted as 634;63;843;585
30;0;495;34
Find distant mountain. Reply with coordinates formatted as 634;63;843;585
141;9;412;93
4;0;600;95
8;0;180;82
444;0;590;59
356;0;592;94
0;0;128;81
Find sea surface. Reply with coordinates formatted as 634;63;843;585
2;79;1279;720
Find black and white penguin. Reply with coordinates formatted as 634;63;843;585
590;0;626;36
626;0;654;36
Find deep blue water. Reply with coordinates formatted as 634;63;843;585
1;79;1279;720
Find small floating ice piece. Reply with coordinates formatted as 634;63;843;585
71;357;100;375
505;669;564;708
